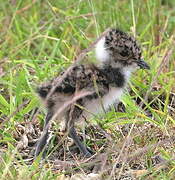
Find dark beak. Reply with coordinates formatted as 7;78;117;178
137;59;150;70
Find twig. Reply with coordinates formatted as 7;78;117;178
108;123;135;179
67;79;81;130
16;0;37;14
44;28;110;104
39;28;110;141
75;28;110;62
42;91;94;142
30;108;40;124
93;75;106;113
66;13;99;21
124;139;168;162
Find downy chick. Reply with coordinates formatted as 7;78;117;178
35;29;150;157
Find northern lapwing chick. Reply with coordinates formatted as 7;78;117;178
35;28;150;158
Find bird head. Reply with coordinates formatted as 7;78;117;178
96;29;150;70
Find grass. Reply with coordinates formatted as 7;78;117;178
0;0;175;179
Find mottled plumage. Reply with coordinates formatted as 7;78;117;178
35;28;150;157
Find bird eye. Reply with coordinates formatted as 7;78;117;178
119;50;129;57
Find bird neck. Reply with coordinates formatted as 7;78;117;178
97;61;134;83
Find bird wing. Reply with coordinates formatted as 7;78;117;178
37;63;109;101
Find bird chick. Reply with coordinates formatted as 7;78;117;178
35;28;150;158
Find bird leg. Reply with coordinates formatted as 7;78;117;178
35;111;53;158
68;125;92;157
66;102;92;157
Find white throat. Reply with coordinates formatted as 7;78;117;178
95;37;110;63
